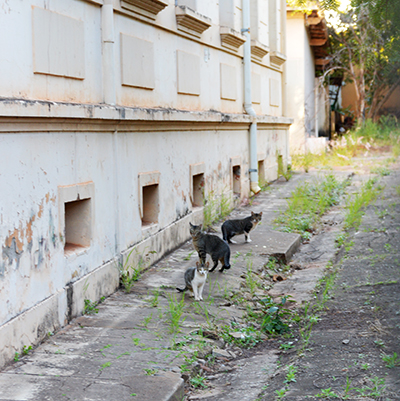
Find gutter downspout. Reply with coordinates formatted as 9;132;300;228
242;0;261;195
102;0;116;105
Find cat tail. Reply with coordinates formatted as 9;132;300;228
176;286;188;293
221;223;228;242
224;246;231;270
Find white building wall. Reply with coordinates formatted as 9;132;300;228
304;32;316;138
286;15;306;153
0;0;292;368
286;10;326;154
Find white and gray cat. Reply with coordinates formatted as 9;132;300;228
176;261;209;301
221;211;263;243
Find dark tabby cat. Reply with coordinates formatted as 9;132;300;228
176;261;208;301
189;222;231;272
221;211;262;244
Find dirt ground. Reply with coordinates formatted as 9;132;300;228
189;161;400;401
259;167;400;400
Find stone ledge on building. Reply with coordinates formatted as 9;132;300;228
0;98;293;127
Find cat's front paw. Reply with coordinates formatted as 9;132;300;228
245;239;252;243
230;239;237;244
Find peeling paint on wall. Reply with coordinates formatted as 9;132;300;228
2;237;23;268
1;193;56;270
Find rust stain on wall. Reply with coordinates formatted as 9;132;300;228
173;180;182;193
37;201;44;219
3;192;55;261
5;227;25;253
5;215;36;254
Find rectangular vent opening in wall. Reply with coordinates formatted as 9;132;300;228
142;184;159;226
258;160;266;187
232;165;241;197
192;173;204;207
64;198;92;254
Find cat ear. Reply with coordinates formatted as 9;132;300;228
251;211;254;216
189;222;194;227
205;262;209;268
260;212;263;216
196;261;200;267
199;224;203;230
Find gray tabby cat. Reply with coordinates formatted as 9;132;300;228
189;222;231;272
176;261;208;301
221;211;262;243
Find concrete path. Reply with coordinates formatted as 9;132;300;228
2;165;398;401
253;164;400;400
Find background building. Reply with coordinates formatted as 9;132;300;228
0;0;291;367
286;7;330;154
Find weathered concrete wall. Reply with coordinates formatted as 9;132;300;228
0;0;291;369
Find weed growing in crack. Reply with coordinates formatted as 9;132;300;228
344;178;381;231
165;293;186;335
205;280;219;304
279;342;294;351
146;289;160;308
119;248;156;293
376;208;389;218
316;376;388;399
361;363;370;370
259;296;293;335
190;374;208;389
22;345;32;355
180;352;198;373
353;376;387;397
265;256;279;271
141;313;153;328
203;189;233;230
232;251;242;264
275;387;288;400
315;270;337;309
381;352;399;368
221;322;262;348
132;336;145;347
193;301;216;330
143;368;158;376
274;174;348;239
183;251;194;261
292;151;314;173
83;299;99;315
384;243;393;252
284;365;297;384
297;267;338;350
117;351;130;359
216;281;231;300
315;387;339;398
99;362;111;371
371;166;391;176
297;306;322;349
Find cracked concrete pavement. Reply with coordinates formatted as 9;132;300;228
1;160;399;401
